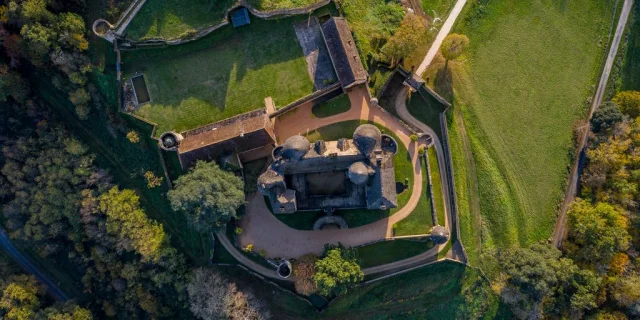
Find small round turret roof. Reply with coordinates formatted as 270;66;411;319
353;124;381;155
430;225;450;245
281;135;310;160
348;162;370;185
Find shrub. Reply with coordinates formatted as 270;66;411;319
314;245;363;296
144;171;163;188
244;243;253;252
127;131;140;143
293;254;318;296
410;134;418;141
235;227;243;235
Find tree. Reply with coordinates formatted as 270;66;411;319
20;0;52;23
98;187;169;262
0;65;30;103
612;90;640;118
168;161;244;231
440;33;470;62
54;13;88;51
498;244;601;318
380;13;428;66
293;254;317;296
187;268;271;320
566;199;630;264
0;275;40;320
609;276;640;309
591;102;624;133
20;22;55;63
314;246;363;296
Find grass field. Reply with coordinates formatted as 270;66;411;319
356;239;434;268
393;157;432;236
125;0;236;40
323;260;511;319
420;0;618;264
122;17;314;136
312;94;351;118
421;0;456;18
621;2;640;90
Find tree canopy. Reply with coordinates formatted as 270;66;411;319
381;13;428;66
314;246;363;297
440;33;470;61
612;90;640;118
591;102;624;133
168;161;245;231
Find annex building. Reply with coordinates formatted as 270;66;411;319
257;124;398;214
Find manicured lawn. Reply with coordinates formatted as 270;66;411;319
247;0;324;10
125;0;236;41
393;157;432;236
420;0;617;263
356;239;434;268
122;17;314;136
323;260;511;319
429;146;445;226
312;94;351;118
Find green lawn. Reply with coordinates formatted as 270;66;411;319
312;94;351;118
356;239;434;268
393;156;432;236
406;87;447;139
421;0;618;264
323;260;511;319
429;147;445;225
122;17;314;136
125;0;236;41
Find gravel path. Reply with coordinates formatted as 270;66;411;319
552;0;635;247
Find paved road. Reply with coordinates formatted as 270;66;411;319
416;0;468;76
552;0;635;248
0;229;69;301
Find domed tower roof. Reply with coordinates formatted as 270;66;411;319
281;135;310;160
348;162;370;185
353;124;381;155
430;225;450;245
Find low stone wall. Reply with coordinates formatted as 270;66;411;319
439;113;468;263
270;82;342;118
118;0;332;47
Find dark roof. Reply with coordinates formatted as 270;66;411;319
281;135;310;160
353;124;381;155
321;17;368;89
178;109;275;168
230;8;250;27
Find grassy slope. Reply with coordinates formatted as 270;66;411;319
323;260;511;319
423;0;616;264
421;0;456;17
125;0;236;40
356;239;434;268
312;94;351;118
429;146;446;225
393;157;432;236
621;2;640;90
122;17;313;135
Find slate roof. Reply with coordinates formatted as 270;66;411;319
177;109;275;169
321;17;368;89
